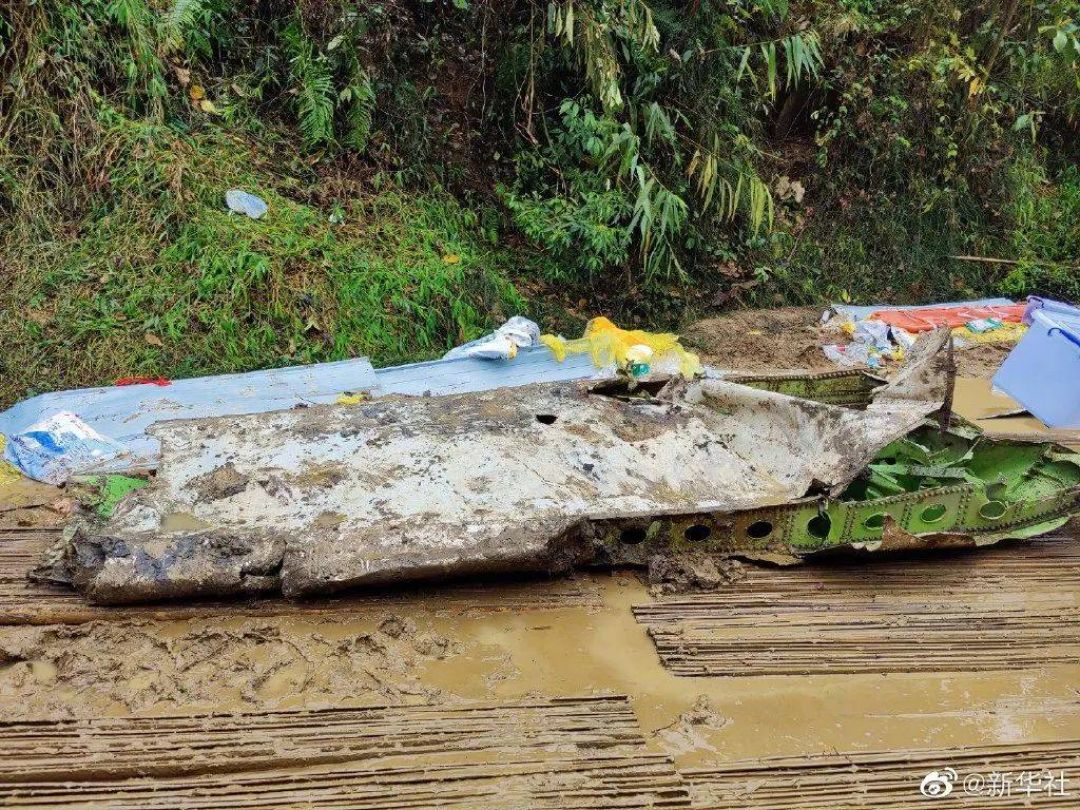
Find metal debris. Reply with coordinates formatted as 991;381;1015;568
0;347;603;482
37;333;1080;604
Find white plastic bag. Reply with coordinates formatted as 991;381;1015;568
444;316;541;361
4;412;128;485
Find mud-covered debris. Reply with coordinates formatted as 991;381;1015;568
652;695;730;756
378;615;415;639
411;633;460;659
191;462;249;501
39;331;1080;605
0;617;454;719
647;553;744;596
47;333;953;604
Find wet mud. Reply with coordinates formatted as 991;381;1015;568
2;571;1077;771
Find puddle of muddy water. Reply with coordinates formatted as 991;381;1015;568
953;376;1080;446
412;573;1080;765
160;512;213;532
2;571;1078;771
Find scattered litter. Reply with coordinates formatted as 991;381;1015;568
952;319;1027;348
465;334;522;360
4;412;128;485
822;298;1030;369
891;327;917;351
993;298;1080;428
114;376;171;387
965;317;1004;334
823;342;881;369
541;317;703;379
823;318;901;369
853;319;893;351
443;316;541;361
225;189;268;220
624;344;654;377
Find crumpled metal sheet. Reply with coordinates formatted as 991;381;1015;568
0;347;604;483
45;333;953;604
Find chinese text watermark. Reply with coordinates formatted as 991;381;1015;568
920;767;1069;799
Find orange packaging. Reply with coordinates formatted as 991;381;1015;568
871;303;1026;333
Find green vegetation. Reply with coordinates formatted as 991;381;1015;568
1;1;1078;405
2;117;525;402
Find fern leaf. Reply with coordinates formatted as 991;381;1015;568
159;0;206;53
297;59;335;147
345;68;376;152
284;16;337;148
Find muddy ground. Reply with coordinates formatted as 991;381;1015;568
0;307;1077;809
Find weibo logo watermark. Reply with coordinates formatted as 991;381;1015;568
920;769;957;797
919;767;1069;800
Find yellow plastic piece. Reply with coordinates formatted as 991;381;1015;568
540;317;703;379
0;435;24;485
336;392;369;406
951;322;1027;345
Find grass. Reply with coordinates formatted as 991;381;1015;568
0;115;534;407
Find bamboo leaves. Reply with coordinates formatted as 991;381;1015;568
287;28;335;147
783;31;822;87
688;135;774;235
631;165;688;277
517;0;815;282
283;13;377;153
741;32;823;100
548;0;660;110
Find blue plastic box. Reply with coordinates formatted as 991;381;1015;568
992;298;1080;428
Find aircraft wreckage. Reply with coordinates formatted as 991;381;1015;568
36;332;1080;604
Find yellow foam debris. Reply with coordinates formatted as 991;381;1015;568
336;392;369;406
